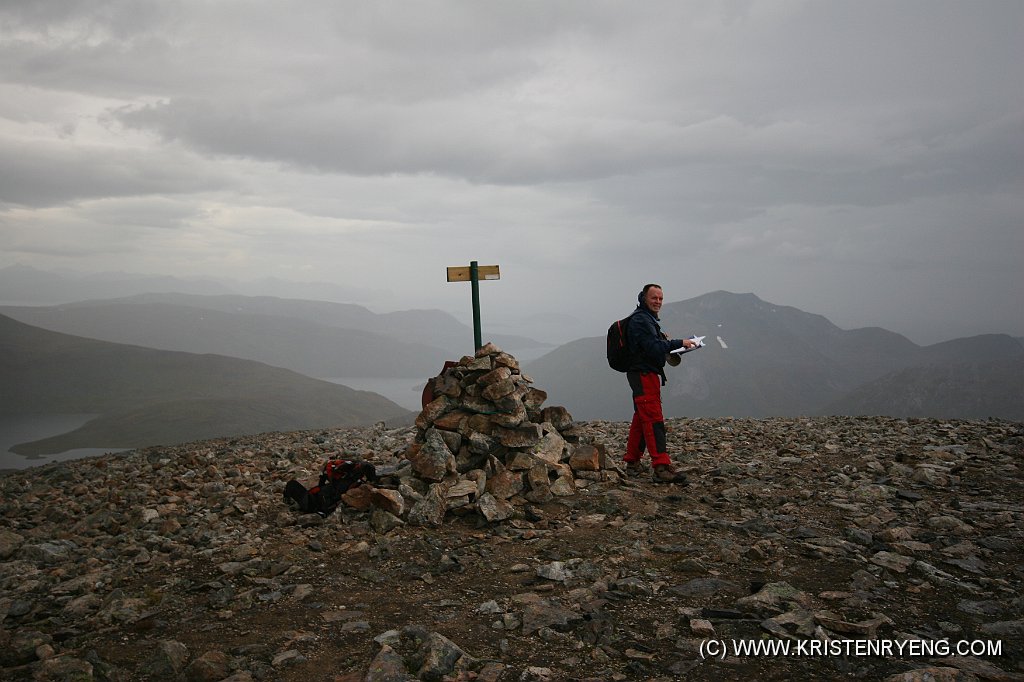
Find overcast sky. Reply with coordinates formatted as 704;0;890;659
1;1;1021;345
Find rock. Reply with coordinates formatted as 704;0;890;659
468;431;498;455
520;666;554;681
540;407;573;431
504;451;536;471
496;424;543;448
365;644;411;682
531;430;567;465
523;388;547;410
445;480;479;499
433;409;469;432
763;609;817;638
185;650;230;682
485;468;524;500
536;561;573;582
569;444;601;472
689;618;716;637
735;582;812;616
1;414;1021;681
669;578;745;598
370;487;406;517
882;667;979;682
407;485;448;527
813;610;889;637
871;551;915;573
96;597;147;625
927;515;974;535
933;656;1020;681
370;509;405;534
549;472;576;497
32;656;94;681
0;528;24;559
272;649;306;667
482;378;517;402
141;640;189;678
412;429;456;481
220;673;256;682
18;541;75;564
956;600;1005;617
477;493;514;522
0;629;53;666
416;396;453;431
477;366;512;388
979;620;1024;637
412;630;475;680
515;594;583;635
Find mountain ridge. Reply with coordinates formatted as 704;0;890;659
1;314;414;455
0;292;551;374
524;291;1024;421
3;288;1021;458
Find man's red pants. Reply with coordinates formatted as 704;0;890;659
624;371;671;467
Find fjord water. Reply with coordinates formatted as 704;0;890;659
322;376;427;412
0;414;129;471
0;378;425;472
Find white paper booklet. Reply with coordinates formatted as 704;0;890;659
670;336;705;355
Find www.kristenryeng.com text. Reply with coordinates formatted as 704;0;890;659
699;638;1002;660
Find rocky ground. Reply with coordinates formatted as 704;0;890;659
1;415;1022;681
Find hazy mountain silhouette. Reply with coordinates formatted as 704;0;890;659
823;344;1024;420
1;314;413;455
524;291;1024;421
0;264;392;309
2;300;450;378
0;263;234;303
4;280;1020;459
0;293;550;378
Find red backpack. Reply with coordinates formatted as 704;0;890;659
283;459;377;516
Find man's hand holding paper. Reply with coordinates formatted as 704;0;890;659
671;336;705;355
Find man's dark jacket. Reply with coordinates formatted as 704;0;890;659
626;305;684;380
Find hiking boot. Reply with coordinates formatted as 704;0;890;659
624;461;644;476
653;464;687;484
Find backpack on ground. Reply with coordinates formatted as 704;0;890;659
606;312;638;372
283;458;377;517
321;458;377;491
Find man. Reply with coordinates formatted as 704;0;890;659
623;283;696;483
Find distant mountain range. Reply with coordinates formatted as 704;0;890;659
3;279;1021;458
0;292;551;378
0;264;237;303
523;291;1024;422
1;314;414;455
0;263;361;305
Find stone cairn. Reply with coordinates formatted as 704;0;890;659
341;342;617;527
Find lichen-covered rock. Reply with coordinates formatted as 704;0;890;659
407;484;448;527
410;429;456;482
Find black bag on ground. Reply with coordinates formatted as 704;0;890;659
283;458;377;516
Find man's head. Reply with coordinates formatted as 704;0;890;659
639;283;663;315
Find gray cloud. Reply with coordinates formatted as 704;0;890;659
0;137;229;207
1;0;1022;344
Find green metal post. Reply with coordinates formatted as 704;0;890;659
470;260;482;350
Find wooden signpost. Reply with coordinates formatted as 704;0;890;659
446;261;500;350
